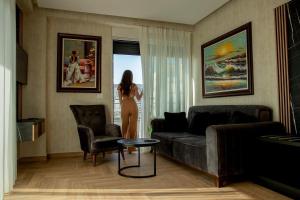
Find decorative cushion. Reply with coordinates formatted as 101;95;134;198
231;111;258;123
164;112;188;132
188;112;210;135
209;112;231;125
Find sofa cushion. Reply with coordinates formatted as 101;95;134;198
164;112;188;132
152;131;195;157
172;136;207;171
209;112;231;125
187;105;272;124
152;131;195;140
188;112;210;135
230;111;258;123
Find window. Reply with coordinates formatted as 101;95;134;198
113;40;144;136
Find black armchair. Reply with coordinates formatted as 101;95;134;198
70;105;124;166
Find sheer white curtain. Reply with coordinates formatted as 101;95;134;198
0;0;17;199
140;27;191;137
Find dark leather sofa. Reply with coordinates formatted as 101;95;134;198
151;105;285;187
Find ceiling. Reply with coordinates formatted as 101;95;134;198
37;0;229;25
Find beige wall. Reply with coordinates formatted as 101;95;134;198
192;0;289;121
22;0;289;155
46;18;113;153
22;8;192;155
20;10;47;157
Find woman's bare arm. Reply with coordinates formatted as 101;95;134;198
117;85;122;105
135;85;143;101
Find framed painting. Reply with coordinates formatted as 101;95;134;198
201;22;253;98
57;33;101;93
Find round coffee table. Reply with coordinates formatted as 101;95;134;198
117;138;160;178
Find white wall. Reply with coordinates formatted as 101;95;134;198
192;0;289;121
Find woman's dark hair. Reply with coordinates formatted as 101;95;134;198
70;50;78;62
120;70;133;96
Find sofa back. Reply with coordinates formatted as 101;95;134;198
187;105;272;125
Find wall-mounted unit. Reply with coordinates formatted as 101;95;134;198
16;44;28;84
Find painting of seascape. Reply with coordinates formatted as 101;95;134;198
201;22;253;98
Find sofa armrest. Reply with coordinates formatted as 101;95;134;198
151;118;166;133
105;124;122;137
206;122;285;184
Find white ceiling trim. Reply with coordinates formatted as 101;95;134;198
37;0;229;25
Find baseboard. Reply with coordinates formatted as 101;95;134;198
18;156;47;162
17;152;83;162
47;152;83;159
17;151;121;162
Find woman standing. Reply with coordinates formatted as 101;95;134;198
118;70;143;153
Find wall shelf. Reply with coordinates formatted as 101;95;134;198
17;118;45;142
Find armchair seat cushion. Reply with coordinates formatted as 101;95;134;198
93;136;122;143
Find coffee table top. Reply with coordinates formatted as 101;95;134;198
117;138;160;147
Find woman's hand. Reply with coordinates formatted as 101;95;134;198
136;87;143;101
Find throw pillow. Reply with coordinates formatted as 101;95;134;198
231;111;258;123
188;112;210;135
209;112;231;125
164;112;188;132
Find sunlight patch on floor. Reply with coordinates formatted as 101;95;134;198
6;187;254;200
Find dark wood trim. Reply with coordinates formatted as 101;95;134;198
16;5;23;47
92;154;97;166
83;151;87;160
18;156;47;163
47;152;82;159
56;33;102;93
201;22;253;98
275;4;291;134
17;83;22;121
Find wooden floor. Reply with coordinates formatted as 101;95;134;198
5;152;290;200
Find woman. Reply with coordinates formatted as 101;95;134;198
118;70;143;153
65;50;86;86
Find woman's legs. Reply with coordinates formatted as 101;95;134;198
127;104;138;153
121;104;129;139
121;99;138;153
128;110;138;140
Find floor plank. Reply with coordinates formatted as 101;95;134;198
5;152;291;200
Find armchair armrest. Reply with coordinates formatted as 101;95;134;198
206;122;286;185
151;118;166;133
77;124;95;152
105;124;122;137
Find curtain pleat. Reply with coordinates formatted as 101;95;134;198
0;0;17;199
140;27;191;137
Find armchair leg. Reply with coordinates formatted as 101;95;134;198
92;154;97;166
83;151;87;160
121;149;125;160
215;177;224;188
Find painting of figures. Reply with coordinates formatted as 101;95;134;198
201;22;253;98
57;33;101;93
